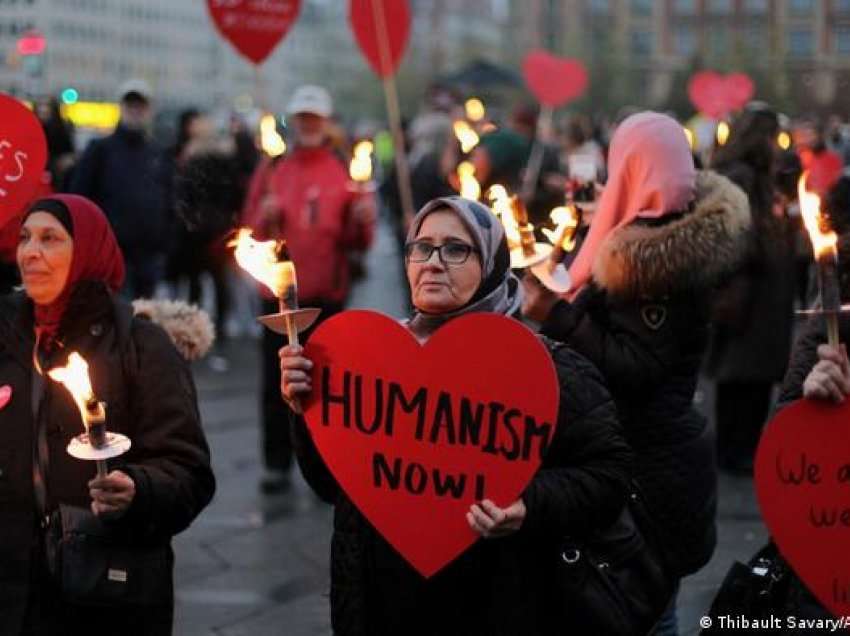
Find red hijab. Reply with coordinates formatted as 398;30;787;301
23;194;125;339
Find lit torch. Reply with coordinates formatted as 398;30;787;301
260;113;286;158
48;352;131;477
716;121;730;147
349;140;376;193
531;205;581;293
507;194;552;269
798;173;843;347
453;120;480;154
457;161;481;201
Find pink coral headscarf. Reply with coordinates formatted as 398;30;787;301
567;112;696;296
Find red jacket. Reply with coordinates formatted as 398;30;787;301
241;146;374;304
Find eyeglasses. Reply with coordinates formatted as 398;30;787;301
404;240;479;265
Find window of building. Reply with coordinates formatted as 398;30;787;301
835;0;850;13
836;27;850;54
673;0;697;14
788;29;814;57
630;0;652;16
788;0;814;14
706;0;733;14
588;0;610;14
744;25;768;52
743;0;768;13
631;30;653;56
674;25;696;56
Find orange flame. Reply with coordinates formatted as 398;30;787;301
457;161;481;200
349;140;374;182
48;352;101;425
229;228;296;298
260;114;286;158
798;173;838;259
487;185;521;248
453;120;480;153
543;205;580;251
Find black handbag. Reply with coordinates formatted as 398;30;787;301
44;504;173;607
701;541;835;635
555;484;675;636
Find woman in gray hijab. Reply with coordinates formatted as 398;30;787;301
280;196;634;636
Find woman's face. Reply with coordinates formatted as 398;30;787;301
17;212;74;305
406;209;482;314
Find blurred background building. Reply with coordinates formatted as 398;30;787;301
1;0;849;127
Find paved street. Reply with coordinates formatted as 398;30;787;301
173;218;768;635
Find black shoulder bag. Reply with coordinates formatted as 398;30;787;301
554;482;675;636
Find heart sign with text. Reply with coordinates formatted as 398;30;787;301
302;310;560;577
206;0;301;65
349;0;411;78
0;93;47;229
522;50;589;108
755;398;850;623
687;71;755;119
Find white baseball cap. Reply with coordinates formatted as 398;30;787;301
118;78;153;102
286;85;332;118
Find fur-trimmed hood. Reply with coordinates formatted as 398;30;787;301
132;299;215;362
591;170;751;299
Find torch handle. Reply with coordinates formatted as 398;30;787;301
96;460;108;479
827;313;841;350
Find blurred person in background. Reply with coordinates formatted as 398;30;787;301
707;105;797;475
69;79;171;300
34;96;75;192
241;85;376;494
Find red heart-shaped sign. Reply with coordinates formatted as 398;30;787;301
0;385;10;410
688;71;755;119
0;93;48;231
755;399;850;621
522;50;589;108
206;0;301;65
349;0;411;78
303;310;560;577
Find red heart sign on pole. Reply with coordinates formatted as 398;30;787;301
522;50;589;108
302;310;560;577
206;0;301;65
349;0;411;78
755;398;850;623
0;93;47;232
688;71;755;119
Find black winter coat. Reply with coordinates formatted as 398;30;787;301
706;159;797;383
292;337;633;636
68;125;172;253
541;171;751;577
0;283;215;636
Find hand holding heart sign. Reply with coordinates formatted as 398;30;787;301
293;310;559;577
0;93;48;231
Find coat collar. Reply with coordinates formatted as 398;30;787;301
591;170;752;299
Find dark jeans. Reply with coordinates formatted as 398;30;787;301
260;298;342;472
715;380;774;470
121;250;165;300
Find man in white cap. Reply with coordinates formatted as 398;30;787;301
70;78;170;298
242;85;376;493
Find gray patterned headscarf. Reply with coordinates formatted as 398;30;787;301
404;196;522;341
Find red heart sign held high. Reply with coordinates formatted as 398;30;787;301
0;93;47;232
755;399;850;623
522;50;589;108
302;310;560;577
206;0;301;65
688;71;755;119
349;0;411;78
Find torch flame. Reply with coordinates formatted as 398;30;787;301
487;185;521;248
777;131;791;151
229;228;295;298
457;161;481;201
349;140;374;182
543;205;580;251
683;127;695;151
453;120;480;153
48;352;97;423
260;114;286;158
798;173;838;258
716;121;730;147
464;98;485;123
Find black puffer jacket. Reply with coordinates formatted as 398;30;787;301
0;283;215;636
541;171;751;577
292;338;633;636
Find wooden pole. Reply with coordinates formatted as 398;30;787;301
371;0;416;228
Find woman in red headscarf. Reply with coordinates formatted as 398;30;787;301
0;194;215;636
